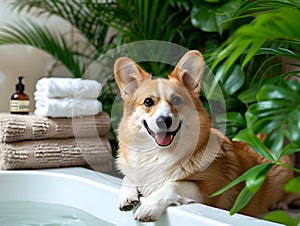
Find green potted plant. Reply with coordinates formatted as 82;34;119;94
208;1;300;225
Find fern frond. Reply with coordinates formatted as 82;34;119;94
0;19;85;77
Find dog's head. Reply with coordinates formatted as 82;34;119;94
114;51;210;151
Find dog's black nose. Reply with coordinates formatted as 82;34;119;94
156;116;172;129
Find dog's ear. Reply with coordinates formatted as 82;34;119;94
169;50;204;93
114;57;150;99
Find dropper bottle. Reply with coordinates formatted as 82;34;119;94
10;76;30;115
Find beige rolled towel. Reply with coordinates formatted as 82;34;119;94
0;137;112;171
0;112;111;143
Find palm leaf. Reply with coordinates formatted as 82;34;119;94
0;19;84;77
86;0;140;40
208;6;300;98
87;0;182;41
86;0;187;76
235;0;300;17
10;0;109;54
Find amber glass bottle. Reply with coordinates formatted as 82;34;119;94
10;76;30;115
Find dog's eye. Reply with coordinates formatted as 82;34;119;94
144;98;154;107
170;96;182;105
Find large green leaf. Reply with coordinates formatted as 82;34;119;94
211;162;274;197
246;172;266;193
264;210;297;226
247;100;290;118
230;186;255;215
238;86;259;104
284;79;300;92
233;129;275;161
257;84;297;102
214;111;245;138
246;82;300;155
287;109;300;145
191;0;240;34
212;162;274;214
248;115;281;134
281;143;300;157
246;81;300;150
216;112;245;127
219;64;245;95
244;111;257;129
264;129;284;161
284;176;300;195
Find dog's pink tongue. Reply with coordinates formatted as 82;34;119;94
155;132;172;146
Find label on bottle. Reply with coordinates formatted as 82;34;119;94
10;100;30;112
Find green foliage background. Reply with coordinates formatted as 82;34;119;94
0;0;299;224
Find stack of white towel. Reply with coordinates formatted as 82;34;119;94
34;78;103;117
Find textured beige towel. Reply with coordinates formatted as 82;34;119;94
0;137;112;171
0;112;111;143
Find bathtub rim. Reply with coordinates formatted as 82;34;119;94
0;167;281;226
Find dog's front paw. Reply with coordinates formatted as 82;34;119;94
119;189;139;211
119;199;139;212
134;201;166;222
288;197;300;209
269;201;289;211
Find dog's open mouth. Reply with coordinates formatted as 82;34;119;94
143;120;181;147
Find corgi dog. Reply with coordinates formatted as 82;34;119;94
114;50;295;222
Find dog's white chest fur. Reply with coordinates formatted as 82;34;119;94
117;146;184;195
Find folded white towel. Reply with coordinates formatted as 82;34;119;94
34;98;102;117
35;77;102;99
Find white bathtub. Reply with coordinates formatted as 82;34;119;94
0;167;281;226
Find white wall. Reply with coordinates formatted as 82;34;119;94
0;0;72;112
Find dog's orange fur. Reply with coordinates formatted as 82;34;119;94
188;131;294;216
115;50;295;220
